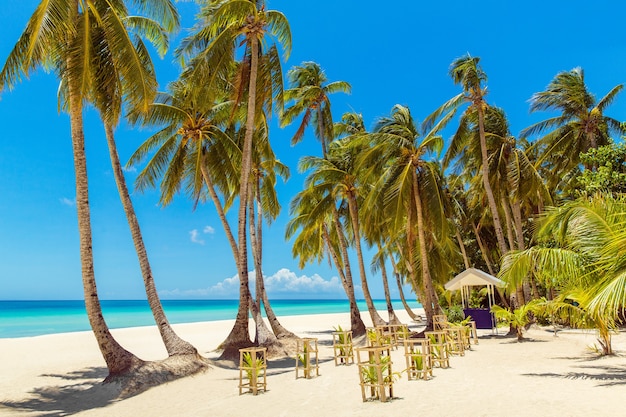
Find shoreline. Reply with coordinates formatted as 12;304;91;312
0;299;421;339
1;310;625;416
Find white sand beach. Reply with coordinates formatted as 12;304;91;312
1;310;625;417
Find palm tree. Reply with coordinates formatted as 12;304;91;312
499;194;626;354
0;0;185;378
81;2;203;359
332;111;402;325
521;67;625;186
299;143;386;326
426;54;508;257
445;106;550;302
360;104;447;328
176;0;291;359
283;69;371;329
247;123;298;340
281;61;351;157
286;185;367;336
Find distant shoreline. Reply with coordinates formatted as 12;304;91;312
0;299;421;338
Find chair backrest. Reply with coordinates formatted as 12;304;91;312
433;314;449;330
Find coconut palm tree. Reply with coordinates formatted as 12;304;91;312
425;54;508;257
176;0;291;360
281;61;351;157
286;185;367;336
359;104;448;328
499;194;626;354
0;0;184;379
445;106;551;301
331;110;402;325
299;143;386;326
78;3;203;358
521;67;625;187
247;123;298;340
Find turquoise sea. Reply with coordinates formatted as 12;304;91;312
0;299;421;338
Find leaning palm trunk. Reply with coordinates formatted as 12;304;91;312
473;223;496;276
389;256;419;322
248;192;297;339
68;85;139;377
201;162;254;354
411;171;441;320
333;207;370;331
347;194;386;326
247;292;288;356
501;194;525;305
222;37;262;360
501;195;517;254
512;201;538;299
400;244;434;326
478;108;508;257
377;245;400;325
455;228;471;269
202;162;287;354
323;226;366;336
104;124;198;357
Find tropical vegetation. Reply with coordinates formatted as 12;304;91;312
2;0;626;397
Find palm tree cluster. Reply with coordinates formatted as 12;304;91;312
2;0;626;393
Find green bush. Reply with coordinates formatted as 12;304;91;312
445;305;465;323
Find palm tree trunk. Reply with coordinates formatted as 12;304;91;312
501;195;516;253
68;85;139;377
200;164;239;256
332;206;370;332
398;242;433;326
323;225;366;336
200;164;252;356
347;193;386;326
501;195;526;304
318;105;328;158
511;200;536;299
411;170;441;317
455;228;470;269
378;250;400;325
248;189;296;339
389;255;419;321
473;223;495;276
512;200;525;251
477;106;508;257
104;124;198;357
220;36;261;360
247;291;284;356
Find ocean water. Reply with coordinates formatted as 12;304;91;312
0;299;421;338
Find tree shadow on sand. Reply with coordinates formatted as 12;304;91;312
1;356;210;416
0;366;120;417
523;364;626;387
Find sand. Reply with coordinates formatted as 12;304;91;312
1;309;625;417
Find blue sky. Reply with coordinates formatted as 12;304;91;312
1;1;626;300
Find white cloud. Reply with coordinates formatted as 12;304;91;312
262;268;344;295
122;166;137;173
159;268;345;299
203;225;215;234
189;229;204;245
60;197;76;207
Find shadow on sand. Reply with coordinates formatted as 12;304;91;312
0;366;119;417
523;363;626;387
